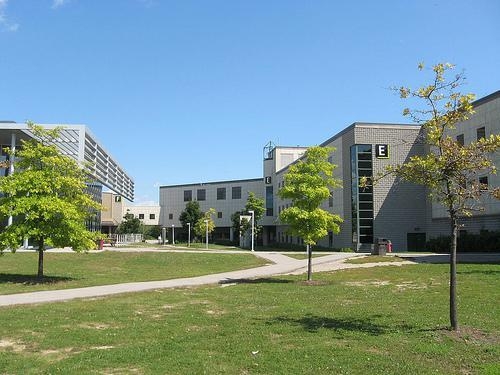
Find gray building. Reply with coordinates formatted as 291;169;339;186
0;122;134;231
159;91;500;251
160;178;264;242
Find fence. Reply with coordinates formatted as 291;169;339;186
111;233;143;244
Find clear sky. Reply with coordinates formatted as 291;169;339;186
1;0;499;205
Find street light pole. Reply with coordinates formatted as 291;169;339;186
204;219;209;250
172;224;175;245
187;222;191;247
248;210;255;252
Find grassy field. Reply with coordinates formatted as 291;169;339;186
0;251;268;295
0;263;498;374
345;255;406;264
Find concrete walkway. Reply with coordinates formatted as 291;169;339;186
0;250;414;307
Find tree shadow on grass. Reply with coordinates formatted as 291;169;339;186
267;314;391;336
219;277;293;285
0;273;75;285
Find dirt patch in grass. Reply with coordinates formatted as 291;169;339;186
395;282;428;291
78;322;117;330
343;280;391;287
297;280;330;286
91;345;115;350
443;327;500;345
0;338;27;352
102;367;143;375
205;309;226;316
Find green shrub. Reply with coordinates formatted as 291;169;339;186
426;231;500;253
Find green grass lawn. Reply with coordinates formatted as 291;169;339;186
0;263;498;374
0;251;268;295
118;242;241;250
285;253;332;260
345;255;406;264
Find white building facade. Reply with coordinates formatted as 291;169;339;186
0;122;134;231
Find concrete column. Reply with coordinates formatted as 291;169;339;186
7;132;16;227
229;227;234;242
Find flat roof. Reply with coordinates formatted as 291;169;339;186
319;121;419;148
160;177;263;189
472;90;500;107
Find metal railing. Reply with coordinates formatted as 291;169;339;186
111;233;143;244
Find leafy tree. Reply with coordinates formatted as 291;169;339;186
179;201;203;232
387;62;500;331
194;208;216;243
116;211;143;234
143;225;162;240
278;146;343;281
231;192;265;245
0;124;102;279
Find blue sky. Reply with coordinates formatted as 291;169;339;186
1;0;499;205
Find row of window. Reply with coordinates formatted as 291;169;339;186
137;214;156;220
184;186;242;202
456;126;486;146
167;212;224;221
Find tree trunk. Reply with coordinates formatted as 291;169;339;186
307;244;312;281
37;237;45;280
449;216;458;331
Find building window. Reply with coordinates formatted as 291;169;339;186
217;187;226;200
168;213;173;220
351;144;374;244
197;189;206;201
479;176;488;191
139;214;144;220
456;134;464;146
114;196;122;202
266;186;274;216
477;127;486;141
149;214;155;220
232;186;241;199
217;212;222;219
328;191;333;207
184;190;192;202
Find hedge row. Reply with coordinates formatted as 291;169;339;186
426;231;500;253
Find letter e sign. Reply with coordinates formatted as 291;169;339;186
375;144;389;159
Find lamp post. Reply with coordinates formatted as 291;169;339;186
171;224;175;245
204;219;209;250
248;210;255;252
187;222;191;247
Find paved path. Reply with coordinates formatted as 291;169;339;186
0;251;354;307
0;250;417;307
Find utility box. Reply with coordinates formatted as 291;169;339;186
373;238;391;256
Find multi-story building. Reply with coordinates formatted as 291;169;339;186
427;90;500;237
159;91;499;251
0;122;134;231
101;192;160;234
159;178;264;241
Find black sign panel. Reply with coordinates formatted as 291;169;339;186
375;144;389;159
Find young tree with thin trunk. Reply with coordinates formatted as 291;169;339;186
387;63;500;331
194;208;216;243
278;146;343;281
231;192;265;246
0;123;102;279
